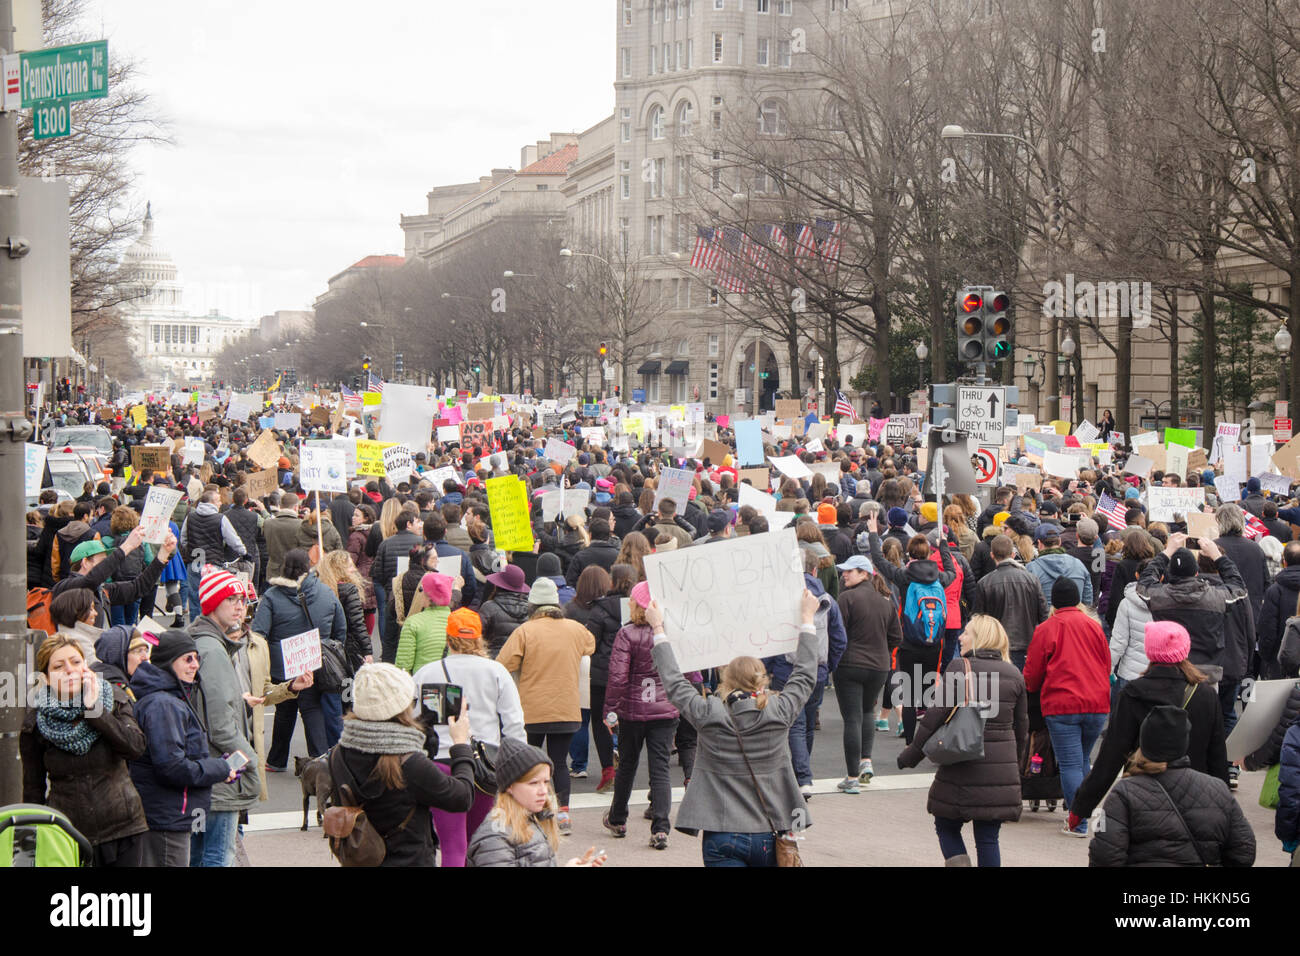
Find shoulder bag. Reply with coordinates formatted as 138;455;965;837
725;712;802;868
440;658;498;795
322;748;415;867
298;585;350;695
922;658;986;765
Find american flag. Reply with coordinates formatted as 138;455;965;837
367;372;385;395
690;226;720;270
341;385;362;410
793;222;817;258
743;230;770;283
1096;492;1129;529
834;390;859;421
816;217;842;266
1243;512;1269;540
716;226;748;293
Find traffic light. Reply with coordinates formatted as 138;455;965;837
957;288;984;362
614;385;621;398
599;341;608;358
362;355;371;372
1048;185;1064;240
985;291;1011;361
352;375;360;390
394;352;404;378
473;364;481;374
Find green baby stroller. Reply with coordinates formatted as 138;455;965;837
0;804;93;867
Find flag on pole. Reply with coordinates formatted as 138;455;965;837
367;372;385;395
341;385;362;410
690;226;720;270
793;222;817;258
716;226;748;294
269;372;282;392
1096;492;1128;530
1243;513;1269;540
834;390;858;421
816;217;842;267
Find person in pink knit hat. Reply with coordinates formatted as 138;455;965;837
1068;619;1230;832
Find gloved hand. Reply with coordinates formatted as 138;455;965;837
1284;840;1298;854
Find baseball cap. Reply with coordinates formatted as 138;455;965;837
836;555;874;573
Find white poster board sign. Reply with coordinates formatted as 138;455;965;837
1146;486;1206;522
1257;472;1292;496
281;628;322;680
1225;679;1300;762
541;488;592;522
299;445;347;493
652;467;695;513
273;412;301;432
544;437;577;466
25;442;46;498
769;455;812;480
182;437;206;466
643;526;803;672
736;481;796;530
382;443;414;485
139;487;184;545
426;465;459;491
378;383;439;452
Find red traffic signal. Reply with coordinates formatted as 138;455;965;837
961;292;983;313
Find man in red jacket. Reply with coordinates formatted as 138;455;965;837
1024;577;1111;837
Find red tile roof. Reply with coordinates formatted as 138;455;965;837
517;143;578;176
350;255;406;269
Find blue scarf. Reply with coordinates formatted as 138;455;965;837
34;679;112;755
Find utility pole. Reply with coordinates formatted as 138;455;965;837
0;0;31;804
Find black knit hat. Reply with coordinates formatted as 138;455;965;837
1050;576;1080;609
1140;705;1191;763
150;629;199;673
494;736;554;790
1168;547;1198;580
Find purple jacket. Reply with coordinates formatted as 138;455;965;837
605;623;681;722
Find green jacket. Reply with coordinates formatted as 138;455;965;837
190;616;261;812
396;606;450;674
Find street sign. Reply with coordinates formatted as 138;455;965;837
972;446;1000;486
957;386;1006;446
3;41;109;110
31;99;70;139
1275;418;1292;443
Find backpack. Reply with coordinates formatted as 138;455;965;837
27;589;56;637
902;579;947;647
321;747;414;867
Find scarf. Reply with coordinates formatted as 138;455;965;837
34;678;112;755
340;719;427;755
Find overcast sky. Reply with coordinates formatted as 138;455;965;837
86;0;613;319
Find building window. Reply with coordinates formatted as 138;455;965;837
686;38;693;67
709;362;720;400
676;155;690;195
675;40;682;70
620;107;631;142
620;160;631;199
650;45;657;74
677;100;694;136
678;338;691;355
648;157;665;197
779;0;792;12
712;108;722;131
708;288;721;306
621;47;631;78
757;37;769;65
648;215;664;254
737;34;743;64
711;166;723;190
778;38;792;67
674;375;687;403
757;0;770;11
653;0;659;22
709;333;720;356
152;325;160;343
648;377;660;403
619;218;630;255
665;0;673;20
664;42;671;70
679;0;688;19
714;0;724;8
758;98;785;134
650;106;665;139
713;32;724;63
623;0;633;26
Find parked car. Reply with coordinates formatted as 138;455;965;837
48;425;112;458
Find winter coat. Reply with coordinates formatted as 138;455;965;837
336;580;371;673
1104;556;1143;632
969;534;998;583
91;625;137;698
50;542;165;630
1243;680;1300;772
128;661;231;832
1066;542;1104;604
497;615;595;725
396;605;450;674
469;541;500;582
1071;664;1229;820
190;616;262;813
1214;532;1269;621
1136;551;1249;679
1200;571;1256;683
247;634;297;799
53;519;95;582
478;589;533;658
20;679;149;846
262;512;304;581
654;627;818;836
898;650;1028;823
467;814;557;867
836;577;902;672
583;592;626;687
930;546;974;629
868;533;958;646
1277;723;1300;846
1110;581;1154;681
296;515;344;554
1024;607;1112;716
975;561;1049;653
1257;565;1300;679
334;742;475;867
433;541;477;608
564;539;621;588
1088;761;1256;867
606;622;679;722
346;526;376;610
249;573;347;682
1028;551;1094;606
611;503;642;540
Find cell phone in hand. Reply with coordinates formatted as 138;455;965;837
225;750;249;772
420;683;464;724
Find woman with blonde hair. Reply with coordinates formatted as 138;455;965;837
945;505;978;561
365;497;406;637
315;548;373;675
467;738;605;867
898;614;1028;866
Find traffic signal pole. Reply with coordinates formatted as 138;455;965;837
0;0;32;803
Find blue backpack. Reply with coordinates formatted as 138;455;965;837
902;579;947;647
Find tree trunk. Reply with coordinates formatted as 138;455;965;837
1116;310;1132;436
872;289;893;413
1290;262;1300;405
1168;295;1180;425
824;311;841;417
785;322;801;408
928;281;946;385
1198;259;1216;428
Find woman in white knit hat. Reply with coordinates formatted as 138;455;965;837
332;662;476;867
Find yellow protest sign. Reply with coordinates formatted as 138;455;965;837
1051;420;1071;435
669;405;686;421
130;405;147;428
624;417;645;440
363;392;382;406
486;475;534;552
355;439;397;477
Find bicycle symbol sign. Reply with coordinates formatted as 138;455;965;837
957;387;1005;445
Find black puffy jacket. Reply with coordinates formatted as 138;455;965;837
478;590;533;658
1257;565;1300;679
1088;762;1256;867
336;580;371;673
585;592;627;687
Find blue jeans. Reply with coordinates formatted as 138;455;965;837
186;565;203;622
1044;712;1108;828
1218;680;1240;737
1010;650;1027;672
190;809;238;867
702;830;776;868
934;816;1001;866
787;678;827;787
569;708;591;772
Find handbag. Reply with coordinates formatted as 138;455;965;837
1259;763;1282;810
298;585;350;695
725;712;802;868
322;748;414;867
439;659;498;794
922;658;986;766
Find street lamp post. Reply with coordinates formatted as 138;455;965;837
1276;324;1292;404
915;341;929;391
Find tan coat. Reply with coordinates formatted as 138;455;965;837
497;614;595;725
246;633;298;800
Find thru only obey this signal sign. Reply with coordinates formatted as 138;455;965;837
972;446;1000;486
957;386;1005;446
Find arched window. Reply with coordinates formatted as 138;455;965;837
758;99;785;135
676;101;694;137
649;106;665;140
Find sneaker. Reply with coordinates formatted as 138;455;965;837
1061;820;1088;838
557;809;572;835
570;767;588;779
595;767;617;793
836;777;861;794
649;832;669;850
264;764;286;773
643;805;654;820
1228;766;1240;791
895;722;906;737
601;811;626;838
858;759;874;783
800;783;814;801
875;719;890;731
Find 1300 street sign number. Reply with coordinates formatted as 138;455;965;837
32;100;70;140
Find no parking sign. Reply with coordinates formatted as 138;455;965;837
972;446;1000;486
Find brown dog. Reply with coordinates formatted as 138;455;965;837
295;754;331;831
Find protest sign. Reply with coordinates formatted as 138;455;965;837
736;481;796;530
1146;486;1205;522
1164;427;1197;448
436;425;461;444
698;437;729;465
24;442;47;498
354;439;393;477
809;461;841;484
643;526;803;672
543;437;577;466
1211;423;1241;464
1272;435;1300;480
460;419;492;447
1143;443;1168;474
382;443;414;485
839;423;868;447
467;402;495;421
582;426;606;447
1222;444;1248;486
182;437;206;466
1187;447;1208;473
733;419;765;467
774;399;802;421
541;488;591;522
225;398;252;422
1011;472;1043;493
244;467;278;500
1130;430;1160;448
1123;454;1153;479
653;467;695;512
769;455;812;480
1166;442;1190;479
737;467;769;491
1186;511;1218;542
1225;679;1300;761
1043;450;1088;479
379;383;438;452
1213;475;1241;503
868;418;888;443
426;465;458;490
273;412;301;432
131;445;172;475
299;445;347;493
281;629;322;681
139;487;184;545
885;414;923;445
130;405;147;428
485;475;533;552
310;405;331;426
1258;472;1292;496
245;430;282;471
1073;420;1100;443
